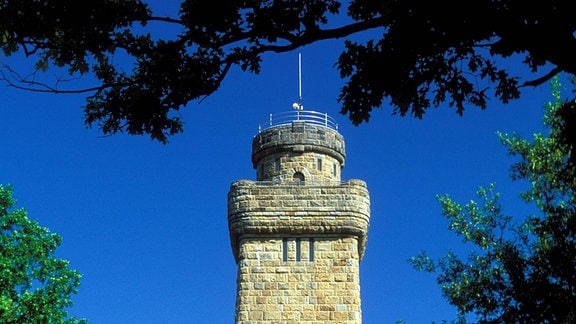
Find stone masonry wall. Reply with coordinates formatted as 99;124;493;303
252;122;345;182
235;237;362;323
228;180;370;262
230;119;370;324
228;179;370;323
257;152;342;183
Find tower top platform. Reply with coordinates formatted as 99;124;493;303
252;111;345;182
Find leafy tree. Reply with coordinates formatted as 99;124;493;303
0;185;85;323
409;77;576;323
1;1;575;142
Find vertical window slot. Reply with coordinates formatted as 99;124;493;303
295;238;301;262
282;238;288;262
309;238;315;262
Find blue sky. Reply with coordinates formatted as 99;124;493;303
0;3;552;324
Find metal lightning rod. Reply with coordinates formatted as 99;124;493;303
298;52;302;107
292;53;304;117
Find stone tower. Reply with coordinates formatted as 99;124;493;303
227;110;371;323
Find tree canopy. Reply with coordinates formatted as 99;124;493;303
0;185;85;323
410;77;576;323
1;0;575;142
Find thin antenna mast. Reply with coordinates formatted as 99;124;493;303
298;53;302;106
292;53;304;113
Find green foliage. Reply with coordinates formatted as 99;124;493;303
0;185;85;324
410;77;576;323
2;1;576;142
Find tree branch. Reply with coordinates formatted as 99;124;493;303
0;64;132;95
255;16;386;53
215;16;385;53
145;16;184;25
199;61;232;104
520;66;562;88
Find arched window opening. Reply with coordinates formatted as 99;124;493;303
292;172;305;182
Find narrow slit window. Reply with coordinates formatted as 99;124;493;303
275;158;281;172
333;164;337;176
317;158;322;171
295;238;301;262
282;238;288;262
309;238;315;262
